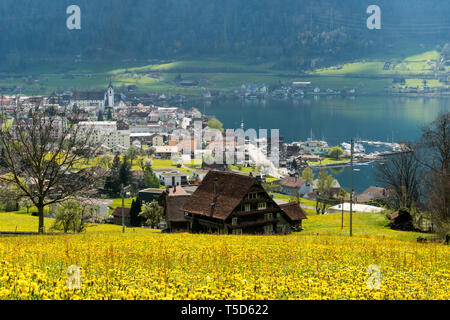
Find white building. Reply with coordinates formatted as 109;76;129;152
70;92;106;113
79;121;117;134
102;130;131;151
106;83;115;108
153;169;189;187
78;121;130;152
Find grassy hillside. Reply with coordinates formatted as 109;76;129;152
312;50;442;76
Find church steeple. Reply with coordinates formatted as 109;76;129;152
106;81;114;108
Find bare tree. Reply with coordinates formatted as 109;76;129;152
0;107;101;233
375;147;421;210
315;167;336;214
414;112;449;236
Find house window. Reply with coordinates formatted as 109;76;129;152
232;217;238;226
264;212;273;221
244;203;251;212
258;202;267;210
264;224;273;234
247;192;258;199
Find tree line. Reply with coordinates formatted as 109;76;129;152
2;0;450;71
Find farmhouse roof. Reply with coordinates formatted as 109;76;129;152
181;170;258;220
278;202;308;221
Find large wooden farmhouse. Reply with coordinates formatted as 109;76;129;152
179;171;307;234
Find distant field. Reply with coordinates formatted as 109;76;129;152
1;49;447;96
312;50;442;77
308;158;351;166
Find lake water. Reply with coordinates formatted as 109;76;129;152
190;96;449;193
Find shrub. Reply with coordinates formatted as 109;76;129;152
50;200;86;233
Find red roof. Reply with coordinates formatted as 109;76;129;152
167;186;188;196
278;177;307;188
181;170;258;220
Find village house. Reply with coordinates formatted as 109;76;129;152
299;140;330;155
169;136;197;155
355;186;392;204
152;145;178;159
180;171;307;234
150;133;165;146
139;188;165;203
313;178;342;197
278;177;314;197
148;110;160;122
153;169;189;187
50;198;113;223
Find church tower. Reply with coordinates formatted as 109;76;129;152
107;82;114;108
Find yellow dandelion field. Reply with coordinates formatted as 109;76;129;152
0;228;449;300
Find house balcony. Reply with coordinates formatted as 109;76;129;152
227;218;279;230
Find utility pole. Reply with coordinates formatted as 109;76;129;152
341;197;344;230
350;139;354;237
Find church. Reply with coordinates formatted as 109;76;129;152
70;83;115;113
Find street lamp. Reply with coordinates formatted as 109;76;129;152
121;184;131;233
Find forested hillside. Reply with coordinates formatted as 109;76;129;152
1;0;450;72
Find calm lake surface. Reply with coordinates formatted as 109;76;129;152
190;96;449;193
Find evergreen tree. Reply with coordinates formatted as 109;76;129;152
143;166;160;188
104;155;122;196
129;199;137;227
112;155;121;170
119;156;132;187
134;196;142;226
104;174;121;196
